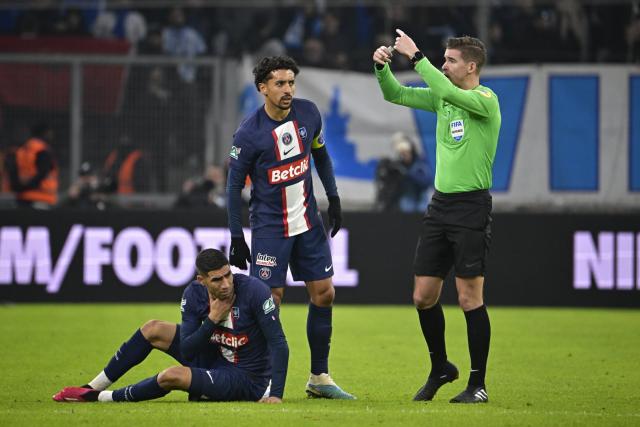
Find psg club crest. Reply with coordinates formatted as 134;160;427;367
259;267;272;280
282;132;293;146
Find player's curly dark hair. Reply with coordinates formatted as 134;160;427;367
446;36;487;73
195;248;229;276
253;56;300;90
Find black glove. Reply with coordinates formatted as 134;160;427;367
327;195;342;238
229;237;251;270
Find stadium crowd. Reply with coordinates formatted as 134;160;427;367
0;1;638;68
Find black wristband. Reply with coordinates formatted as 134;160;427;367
410;51;425;65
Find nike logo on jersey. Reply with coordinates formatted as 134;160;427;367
284;147;295;156
325;265;332;272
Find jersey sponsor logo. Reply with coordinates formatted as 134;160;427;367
299;127;307;140
268;155;310;184
256;252;277;267
210;330;249;348
263;296;276;314
229;145;241;160
259;267;271;280
450;120;465;141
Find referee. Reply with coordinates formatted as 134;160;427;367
373;30;501;403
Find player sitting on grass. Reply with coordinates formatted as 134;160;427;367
52;248;289;403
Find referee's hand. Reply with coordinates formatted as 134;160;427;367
229;237;251;270
373;45;394;65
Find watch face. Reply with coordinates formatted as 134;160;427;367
411;51;424;64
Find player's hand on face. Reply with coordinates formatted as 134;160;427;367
259;396;282;404
208;293;236;323
327;195;342;237
393;28;419;59
229;237;251;270
373;45;394;65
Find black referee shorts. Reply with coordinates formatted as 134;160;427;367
413;189;492;279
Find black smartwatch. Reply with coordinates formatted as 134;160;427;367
410;51;425;65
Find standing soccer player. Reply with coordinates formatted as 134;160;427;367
373;30;500;403
226;56;354;400
53;249;288;404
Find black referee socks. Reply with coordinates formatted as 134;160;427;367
464;304;491;388
417;303;448;375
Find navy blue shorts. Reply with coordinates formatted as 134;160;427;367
189;359;269;402
251;225;333;287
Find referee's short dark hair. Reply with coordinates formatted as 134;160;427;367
253;56;300;90
195;248;229;276
446;36;487;73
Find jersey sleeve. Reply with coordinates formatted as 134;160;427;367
250;280;289;399
414;58;499;118
228;128;258;174
310;102;325;150
227;129;256;237
374;62;437;112
179;283;216;360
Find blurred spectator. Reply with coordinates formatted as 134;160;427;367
162;7;206;83
101;134;152;194
124;65;173;192
626;2;640;62
92;8;147;46
556;0;589;62
162;7;207;166
0;145;12;193
52;8;88;36
301;37;326;67
4;122;58;209
173;164;225;209
283;3;323;55
319;11;350;69
61;161;108;210
374;132;433;213
138;24;164;55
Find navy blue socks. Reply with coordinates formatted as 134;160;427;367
104;329;153;382
307;303;332;375
112;375;169;402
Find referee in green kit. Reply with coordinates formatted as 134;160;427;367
373;29;501;404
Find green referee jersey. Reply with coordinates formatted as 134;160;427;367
375;58;501;193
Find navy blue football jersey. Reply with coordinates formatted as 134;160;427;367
229;98;327;238
180;274;286;386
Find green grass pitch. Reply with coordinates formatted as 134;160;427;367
0;304;639;426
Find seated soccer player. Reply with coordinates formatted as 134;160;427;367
52;248;289;403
